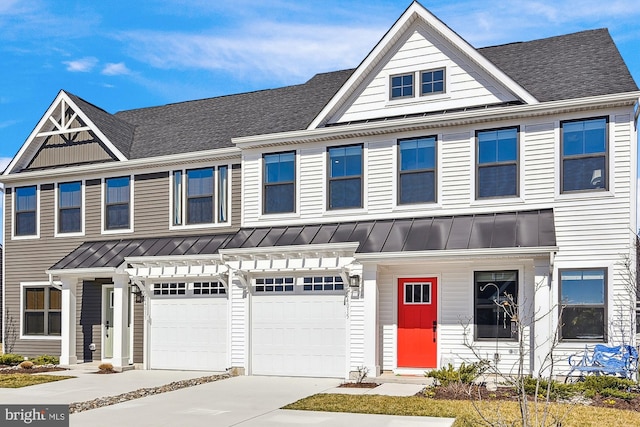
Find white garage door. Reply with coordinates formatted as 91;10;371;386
251;277;346;377
149;282;228;371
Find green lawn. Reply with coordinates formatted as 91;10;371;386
0;374;75;388
284;393;640;427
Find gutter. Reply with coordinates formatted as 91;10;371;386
355;246;559;263
233;92;640;149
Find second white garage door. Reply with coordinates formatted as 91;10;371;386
149;285;228;371
251;292;346;377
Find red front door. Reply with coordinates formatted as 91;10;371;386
397;277;438;368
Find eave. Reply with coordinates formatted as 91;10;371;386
0;146;241;184
233;92;640;150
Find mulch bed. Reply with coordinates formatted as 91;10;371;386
0;365;68;374
339;382;379;388
419;383;640;412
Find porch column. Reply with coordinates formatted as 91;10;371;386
362;263;380;377
111;274;130;368
532;258;553;377
60;277;77;365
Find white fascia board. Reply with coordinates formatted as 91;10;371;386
4;91;130;176
0;146;241;184
62;92;129;162
356;246;559;263
3;90;67;176
235;91;640;149
308;2;537;130
220;242;360;257
45;267;117;277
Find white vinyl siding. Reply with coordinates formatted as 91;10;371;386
331;22;517;124
378;261;533;374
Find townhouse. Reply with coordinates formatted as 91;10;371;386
1;2;638;378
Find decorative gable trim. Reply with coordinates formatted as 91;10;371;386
3;91;128;175
308;1;538;129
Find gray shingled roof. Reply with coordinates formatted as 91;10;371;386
50;209;556;270
66;92;135;159
480;29;637;102
114;70;354;159
64;29;636;160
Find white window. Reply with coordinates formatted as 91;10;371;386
103;176;133;233
14;185;38;238
171;165;229;227
254;277;294;293
56;181;84;235
152;283;187;296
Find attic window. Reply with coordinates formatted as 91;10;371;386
390;73;414;99
421;69;445;95
390;68;446;101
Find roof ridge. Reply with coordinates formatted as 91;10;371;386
478;28;609;50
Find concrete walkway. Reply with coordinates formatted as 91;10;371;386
0;369;455;427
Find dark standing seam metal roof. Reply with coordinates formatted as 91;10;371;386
50;209;556;271
55;30;635;162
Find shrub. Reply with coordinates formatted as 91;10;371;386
30;355;59;366
98;363;114;373
0;354;25;366
582;376;635;393
19;360;34;369
426;362;488;386
523;377;576;399
600;387;635;401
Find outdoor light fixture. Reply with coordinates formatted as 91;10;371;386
131;283;144;303
349;275;361;288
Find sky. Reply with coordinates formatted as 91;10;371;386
0;0;639;237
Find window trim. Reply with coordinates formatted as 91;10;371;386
19;282;62;340
326;144;364;211
473;270;519;341
420;68;446;96
389;72;414;100
559;267;608;342
559;116;609;194
262;151;296;215
169;164;231;229
55;180;85;237
102;175;134;234
475;126;520;200
12;185;40;240
397;136;438;205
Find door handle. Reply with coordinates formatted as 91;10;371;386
432;321;437;342
106;320;110;338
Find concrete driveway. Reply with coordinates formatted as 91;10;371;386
1;370;454;426
70;375;454;427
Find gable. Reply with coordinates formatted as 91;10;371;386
309;1;537;129
4;91;130;174
330;20;522;124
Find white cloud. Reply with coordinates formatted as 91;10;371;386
102;62;131;76
120;23;383;82
63;57;98;73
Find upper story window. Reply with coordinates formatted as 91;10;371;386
14;185;37;236
172;166;228;226
104;176;131;230
475;270;518;340
390;68;446;101
328;145;362;210
560;269;606;341
263;152;295;214
398;137;436;204
23;286;61;336
58;181;82;234
561;117;607;193
476;127;519;199
421;69;445;95
390;73;414;99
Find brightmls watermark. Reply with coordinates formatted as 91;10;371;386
1;405;68;426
